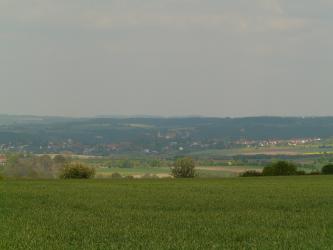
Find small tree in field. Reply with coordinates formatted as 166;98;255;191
262;161;298;176
322;164;333;175
171;157;196;178
60;162;95;179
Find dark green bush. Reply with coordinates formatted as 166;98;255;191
60;163;95;179
0;173;4;180
322;164;333;175
308;171;321;175
262;161;298;176
262;166;274;176
240;170;262;177
171;157;196;178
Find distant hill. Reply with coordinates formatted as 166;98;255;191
1;115;333;155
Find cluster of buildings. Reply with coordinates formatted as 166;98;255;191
0;132;324;157
234;138;322;147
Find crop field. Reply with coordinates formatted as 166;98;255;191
1;176;333;249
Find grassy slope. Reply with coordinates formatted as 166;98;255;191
1;177;333;249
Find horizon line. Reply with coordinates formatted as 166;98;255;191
1;113;333;119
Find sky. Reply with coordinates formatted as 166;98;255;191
0;0;333;117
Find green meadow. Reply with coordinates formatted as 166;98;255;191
1;176;333;249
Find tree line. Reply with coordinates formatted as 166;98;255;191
1;154;333;180
240;161;333;177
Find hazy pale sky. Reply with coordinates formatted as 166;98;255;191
0;0;332;117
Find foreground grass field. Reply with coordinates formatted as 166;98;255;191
1;177;333;249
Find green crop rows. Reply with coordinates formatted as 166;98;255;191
1;176;333;249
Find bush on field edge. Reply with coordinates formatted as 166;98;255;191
262;161;298;176
241;161;299;177
171;157;196;178
240;170;262;177
241;161;333;177
322;164;333;175
59;162;95;179
308;171;321;175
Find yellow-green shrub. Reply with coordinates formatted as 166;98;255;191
59;163;95;179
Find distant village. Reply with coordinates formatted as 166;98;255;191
234;138;322;147
0;133;325;156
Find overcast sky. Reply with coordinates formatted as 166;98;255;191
0;0;332;117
